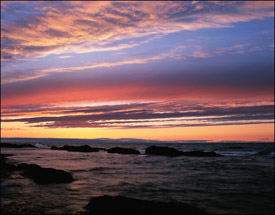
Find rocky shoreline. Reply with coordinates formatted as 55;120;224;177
1;142;223;157
1;143;214;214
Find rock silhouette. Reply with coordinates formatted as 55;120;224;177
85;195;210;214
145;146;184;157
1;154;17;179
17;163;74;184
107;147;140;155
51;145;105;152
1;142;35;148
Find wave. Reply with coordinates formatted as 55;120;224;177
34;143;51;149
216;151;258;157
216;150;274;157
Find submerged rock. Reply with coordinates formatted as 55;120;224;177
84;195;210;214
145;146;184;157
107;147;140;155
182;151;223;157
1;142;35;148
18;163;74;184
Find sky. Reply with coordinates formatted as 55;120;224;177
1;1;274;142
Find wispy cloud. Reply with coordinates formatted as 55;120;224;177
2;102;274;129
1;1;273;61
58;55;72;59
1;41;264;84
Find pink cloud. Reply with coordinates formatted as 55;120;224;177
1;1;273;62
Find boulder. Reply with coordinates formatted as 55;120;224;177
145;146;184;157
84;195;210;214
61;145;99;152
17;163;74;184
107;147;140;155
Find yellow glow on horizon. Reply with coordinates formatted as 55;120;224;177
1;122;274;142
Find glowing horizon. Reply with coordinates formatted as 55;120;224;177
1;1;274;142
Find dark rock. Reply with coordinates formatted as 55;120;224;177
182;151;223;157
107;147;140;155
1;142;35;148
1;154;17;179
1;202;49;215
51;146;59;150
145;146;184;157
1;153;13;158
62;145;99;152
84;195;210;214
18;163;74;184
1;154;13;165
50;145;105;152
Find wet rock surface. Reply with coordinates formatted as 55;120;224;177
17;163;74;184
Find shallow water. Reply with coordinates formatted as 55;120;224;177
1;142;274;214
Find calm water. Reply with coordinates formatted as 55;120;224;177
1;142;274;214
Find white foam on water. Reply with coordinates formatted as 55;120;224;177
34;143;51;149
216;151;258;157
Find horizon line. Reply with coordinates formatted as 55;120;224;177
1;137;274;144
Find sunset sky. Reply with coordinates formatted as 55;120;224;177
1;1;274;142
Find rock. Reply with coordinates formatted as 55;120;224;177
17;163;74;184
1;153;13;158
1;154;13;165
61;145;100;152
145;146;184;157
107;147;140;155
182;151;223;157
1;154;17;179
84;195;210;214
51;145;105;152
1;142;35;148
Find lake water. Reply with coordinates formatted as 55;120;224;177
1;142;274;214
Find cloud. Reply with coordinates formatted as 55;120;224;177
2;102;274;129
1;41;265;84
1;49;274;107
1;49;170;84
1;1;274;62
58;55;72;59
